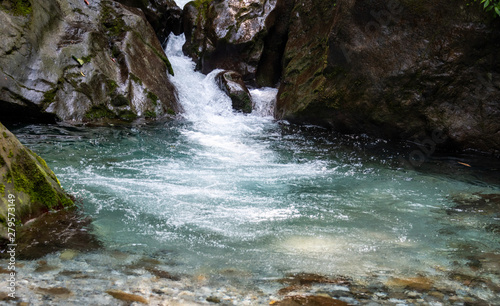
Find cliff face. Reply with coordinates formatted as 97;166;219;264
0;0;180;123
0;122;74;239
275;0;500;154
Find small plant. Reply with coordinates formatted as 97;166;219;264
477;0;500;17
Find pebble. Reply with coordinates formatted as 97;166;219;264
60;249;79;261
106;289;148;304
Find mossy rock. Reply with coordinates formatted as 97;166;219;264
0;0;32;16
0;122;74;239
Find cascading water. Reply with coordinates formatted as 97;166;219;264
6;21;500;306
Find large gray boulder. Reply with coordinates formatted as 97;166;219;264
0;0;180;123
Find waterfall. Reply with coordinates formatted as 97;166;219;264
164;33;277;122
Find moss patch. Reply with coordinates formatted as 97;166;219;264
100;2;130;37
0;0;32;16
129;73;142;85
147;91;158;106
118;110;137;121
144;110;156;118
9;150;73;211
85;105;116;120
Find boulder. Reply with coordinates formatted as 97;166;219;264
0;0;180;124
215;70;252;113
0;122;74;240
182;0;277;83
275;0;500;154
114;0;183;42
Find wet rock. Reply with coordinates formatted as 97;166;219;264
206;296;221;303
0;123;74;241
275;0;500;154
106;289;148;304
37;287;72;296
215;70;253;113
10;208;101;260
114;0;183;42
146;267;181;281
273;295;349;306
385;276;434;292
279;273;351;286
60;249;79;261
182;0;277;83
448;193;500;215
0;0;179;124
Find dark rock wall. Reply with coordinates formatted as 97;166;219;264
0;0;180;123
275;0;500;154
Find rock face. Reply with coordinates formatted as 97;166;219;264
275;0;500;154
215;70;252;113
0;122;74;240
182;0;277;83
114;0;183;42
0;0;180;123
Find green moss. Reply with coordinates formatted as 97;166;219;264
81;54;93;64
129;73;142;85
118;110;137;121
2;132;8;138
106;79;118;94
9;149;72;210
0;184;4;197
147;91;158;106
8;150;13;158
100;2;130;37
42;87;58;106
0;155;5;167
32;151;60;185
0;0;32;16
167;108;176;116
144;110;157;118
85;105;116;120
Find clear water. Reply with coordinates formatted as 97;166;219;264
9;33;500;303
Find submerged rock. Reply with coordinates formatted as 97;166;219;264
274;0;500;154
0;0;180;124
182;0;277;83
273;295;349;306
215;70;253;113
106;290;149;304
0;122;74;240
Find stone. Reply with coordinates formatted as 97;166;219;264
182;0;277;83
37;287;72;296
0;0;179;124
60;249;79;261
12;207;101;260
146;267;181;281
215;70;253;113
274;295;349;306
274;0;500;154
0;123;74;241
385;276;434;292
206;296;221;303
106;290;149;304
114;0;183;42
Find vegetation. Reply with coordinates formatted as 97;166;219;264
477;0;500;16
0;0;32;16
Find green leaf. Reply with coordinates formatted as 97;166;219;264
495;6;500;16
72;56;84;66
484;0;490;8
